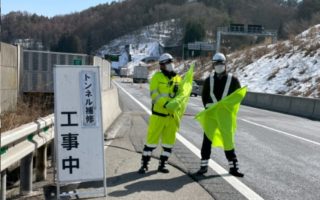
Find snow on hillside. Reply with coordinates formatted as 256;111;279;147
97;19;182;57
227;24;320;98
98;20;319;98
97;19;183;74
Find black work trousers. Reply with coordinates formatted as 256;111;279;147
200;133;237;162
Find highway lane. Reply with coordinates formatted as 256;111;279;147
114;78;320;200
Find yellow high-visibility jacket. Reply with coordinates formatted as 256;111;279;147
150;72;181;116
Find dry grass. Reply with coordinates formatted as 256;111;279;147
288;35;303;54
285;77;299;87
276;90;287;95
243;50;254;66
252;46;272;58
304;42;320;57
1;94;53;133
301;77;312;83
194;60;211;80
274;42;291;58
304;87;315;97
306;27;319;39
297;41;308;51
290;90;303;96
267;67;280;81
316;77;320;97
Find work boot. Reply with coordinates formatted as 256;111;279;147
138;155;150;174
138;165;148;174
228;160;244;177
197;159;208;175
157;165;170;173
196;166;208;175
157;159;169;173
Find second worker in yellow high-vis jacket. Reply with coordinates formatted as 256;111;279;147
138;53;181;174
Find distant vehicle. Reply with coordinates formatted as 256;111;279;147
111;69;117;76
191;81;201;97
133;65;148;83
120;67;130;78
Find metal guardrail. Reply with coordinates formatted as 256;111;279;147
1;114;54;200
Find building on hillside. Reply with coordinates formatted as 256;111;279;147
105;44;131;70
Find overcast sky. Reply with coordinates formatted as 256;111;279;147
2;0;115;17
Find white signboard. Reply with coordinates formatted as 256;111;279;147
200;44;214;51
188;43;201;50
54;65;105;183
187;42;214;51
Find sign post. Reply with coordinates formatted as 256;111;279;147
54;65;106;199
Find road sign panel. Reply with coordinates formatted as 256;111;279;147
54;65;105;183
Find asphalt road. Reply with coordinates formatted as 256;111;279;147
114;78;320;200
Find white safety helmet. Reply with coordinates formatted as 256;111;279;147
159;53;173;64
212;52;226;64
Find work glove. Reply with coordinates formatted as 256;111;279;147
164;100;180;113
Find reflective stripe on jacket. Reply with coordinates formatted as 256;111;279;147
150;72;181;116
201;72;241;108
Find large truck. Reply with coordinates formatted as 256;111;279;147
133;65;148;83
120;67;130;78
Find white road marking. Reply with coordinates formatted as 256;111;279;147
240;118;320;147
114;80;264;200
187;102;202;107
104;122;122;149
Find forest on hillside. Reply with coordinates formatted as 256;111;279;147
2;0;320;54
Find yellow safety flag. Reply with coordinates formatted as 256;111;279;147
195;87;247;150
166;64;194;126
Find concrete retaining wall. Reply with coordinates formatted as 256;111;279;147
93;56;121;133
243;92;320;120
93;56;111;90
101;85;122;133
312;100;320;119
0;43;21;113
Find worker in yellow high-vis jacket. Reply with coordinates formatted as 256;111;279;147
138;53;181;174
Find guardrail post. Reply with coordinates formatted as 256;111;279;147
1;170;7;200
36;144;47;181
20;153;33;195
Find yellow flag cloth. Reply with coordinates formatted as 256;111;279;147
166;64;194;126
195;87;247;150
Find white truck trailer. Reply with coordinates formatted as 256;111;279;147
120;67;130;78
133;65;148;83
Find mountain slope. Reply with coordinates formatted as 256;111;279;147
4;0;313;54
98;19;182;56
104;23;320;98
228;25;320;98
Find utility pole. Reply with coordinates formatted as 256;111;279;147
0;0;3;198
0;0;2;45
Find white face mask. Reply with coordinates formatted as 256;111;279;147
165;63;175;72
214;64;225;74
